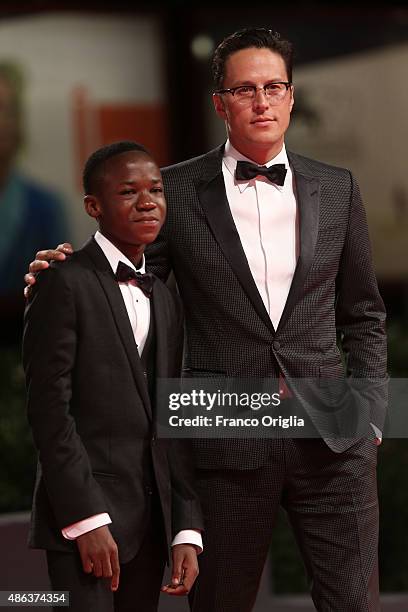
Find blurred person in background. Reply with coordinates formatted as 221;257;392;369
0;61;68;344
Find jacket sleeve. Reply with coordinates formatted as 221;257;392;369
168;438;204;536
335;172;388;429
165;289;204;535
23;266;109;528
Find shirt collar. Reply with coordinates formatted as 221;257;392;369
223;139;289;192
94;230;146;274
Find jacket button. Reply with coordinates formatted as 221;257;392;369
273;341;280;351
145;486;153;495
143;371;147;378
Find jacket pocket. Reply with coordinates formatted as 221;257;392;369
92;471;119;480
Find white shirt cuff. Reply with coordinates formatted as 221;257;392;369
370;423;382;442
171;529;203;554
61;513;112;540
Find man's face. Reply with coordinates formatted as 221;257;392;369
213;47;294;163
87;151;166;250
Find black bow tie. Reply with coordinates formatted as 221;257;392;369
115;261;155;298
235;161;287;186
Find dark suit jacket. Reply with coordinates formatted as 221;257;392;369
23;237;203;564
146;145;387;464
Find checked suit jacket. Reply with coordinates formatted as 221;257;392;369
146;144;387;465
23;237;203;564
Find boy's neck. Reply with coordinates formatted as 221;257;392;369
99;230;144;269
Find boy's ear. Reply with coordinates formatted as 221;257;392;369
84;195;102;219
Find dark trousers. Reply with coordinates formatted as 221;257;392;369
47;500;167;612
189;438;379;612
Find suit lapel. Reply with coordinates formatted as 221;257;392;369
82;238;152;420
276;153;320;333
195;147;275;335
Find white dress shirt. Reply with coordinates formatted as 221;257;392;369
223;140;298;330
62;231;202;552
95;231;150;355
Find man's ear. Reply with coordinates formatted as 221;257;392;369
84;195;102;220
213;93;227;120
289;85;295;113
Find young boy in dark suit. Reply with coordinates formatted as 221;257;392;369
23;141;203;611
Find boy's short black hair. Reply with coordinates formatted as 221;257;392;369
83;140;150;195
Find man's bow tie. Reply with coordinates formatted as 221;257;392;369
235;161;287;186
115;261;155;298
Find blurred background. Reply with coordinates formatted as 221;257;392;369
0;2;407;609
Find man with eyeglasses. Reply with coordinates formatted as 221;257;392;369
26;27;386;612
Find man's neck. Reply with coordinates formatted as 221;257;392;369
227;139;286;165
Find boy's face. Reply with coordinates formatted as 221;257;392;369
85;151;166;251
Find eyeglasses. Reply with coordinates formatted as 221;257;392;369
214;82;292;105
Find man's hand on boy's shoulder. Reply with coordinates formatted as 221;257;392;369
24;243;74;298
76;525;120;592
161;543;199;596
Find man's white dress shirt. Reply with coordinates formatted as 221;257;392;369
223;140;298;330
